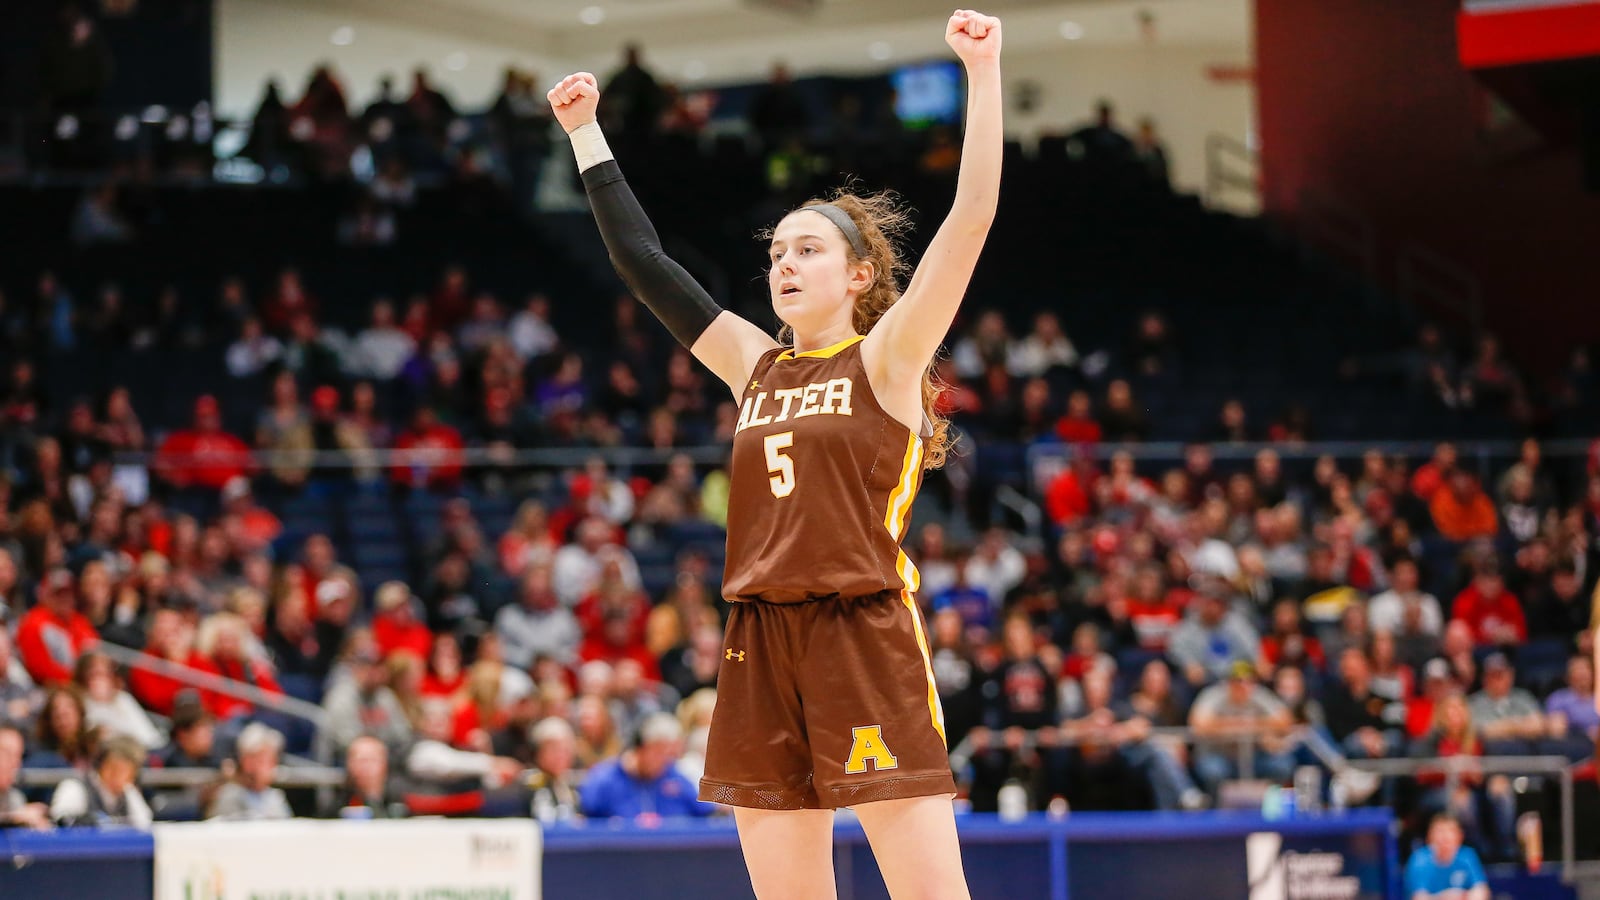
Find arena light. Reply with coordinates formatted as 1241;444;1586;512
445;52;469;71
683;60;707;81
579;6;605;25
869;41;892;61
1059;20;1084;40
330;26;354;46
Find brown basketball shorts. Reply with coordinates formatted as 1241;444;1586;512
698;590;955;810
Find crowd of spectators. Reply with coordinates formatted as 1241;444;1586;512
0;232;1597;851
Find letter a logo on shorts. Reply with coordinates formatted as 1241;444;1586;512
844;725;899;774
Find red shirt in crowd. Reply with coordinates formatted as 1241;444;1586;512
155;429;253;491
200;656;285;719
374;613;433;660
1126;599;1183;651
392;418;465;490
129;650;213;716
1045;468;1094;526
1055;415;1102;445
1450;583;1527;646
16;606;98;686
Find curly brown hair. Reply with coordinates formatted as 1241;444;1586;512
769;190;955;469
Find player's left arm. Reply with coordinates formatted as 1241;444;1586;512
863;10;1002;396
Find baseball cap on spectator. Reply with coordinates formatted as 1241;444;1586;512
222;476;252;504
317;579;353;609
1229;659;1257;681
43;568;75;594
1483;652;1512;673
1423;658;1452;681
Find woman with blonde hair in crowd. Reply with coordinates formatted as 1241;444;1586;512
571;693;621;771
196;611;285;720
386;649;428;732
1412;692;1517;859
499;499;557;577
452;660;508;752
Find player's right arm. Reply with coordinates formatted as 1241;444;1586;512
547;73;777;395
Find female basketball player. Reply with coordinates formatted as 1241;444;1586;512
549;10;1000;898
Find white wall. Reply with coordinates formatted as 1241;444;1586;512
216;0;570;119
1000;42;1255;195
217;2;1253;197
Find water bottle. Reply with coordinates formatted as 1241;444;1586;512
1294;766;1322;815
998;779;1029;822
1328;773;1349;814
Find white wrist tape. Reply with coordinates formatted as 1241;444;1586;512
568;121;614;173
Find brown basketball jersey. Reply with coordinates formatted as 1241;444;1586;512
721;335;924;604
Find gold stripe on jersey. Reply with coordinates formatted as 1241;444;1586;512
883;432;944;745
776;334;866;361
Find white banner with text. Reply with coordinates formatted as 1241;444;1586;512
153;818;541;900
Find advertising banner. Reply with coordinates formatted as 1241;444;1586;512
153;819;540;900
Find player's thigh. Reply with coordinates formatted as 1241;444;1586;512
854;795;970;900
734;807;837;900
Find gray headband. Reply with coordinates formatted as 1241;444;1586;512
803;204;868;258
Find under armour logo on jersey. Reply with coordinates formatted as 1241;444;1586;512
725;649;746;662
749;380;760;390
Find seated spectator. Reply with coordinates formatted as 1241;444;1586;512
1410;443;1458;504
1321;648;1401;759
451;661;510;751
1098;379;1148;442
496;564;579;670
1410;693;1516;861
508;293;559;362
1405;812;1489;900
1469;653;1591;760
573;692;623;771
1526;562;1590;643
1545;655;1599;743
1450;562;1526;648
351;299;416;381
1010;311;1079;379
1368;557;1443;638
0;723;51;829
321;734;408;818
1429;470;1498;542
224;317;283;379
527;717;582;823
659;623;725;703
322;644;413;760
74;653;162;752
49;736;152;829
1054;667;1203;811
392;406;466;492
152;395;253;492
406;702;522;789
0;624;42;729
1368;629;1415;702
930;563;996;639
207;723;292;820
30;687;95;769
1259;597;1324;676
1168;583;1260;687
372;582;433;661
579;713;712;820
499;500;557;578
1187;660;1296;793
153;702;224;769
16;569;98;687
196;612;284;720
1406;659;1459;740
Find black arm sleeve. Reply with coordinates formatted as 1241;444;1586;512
580;160;723;349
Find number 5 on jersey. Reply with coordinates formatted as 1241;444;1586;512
764;431;796;498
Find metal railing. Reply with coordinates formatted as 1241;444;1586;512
18;765;346;790
94;641;327;729
1342;755;1587;884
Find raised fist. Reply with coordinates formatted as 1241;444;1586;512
946;9;1002;63
547;72;601;134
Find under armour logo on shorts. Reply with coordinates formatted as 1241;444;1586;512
725;649;747;662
